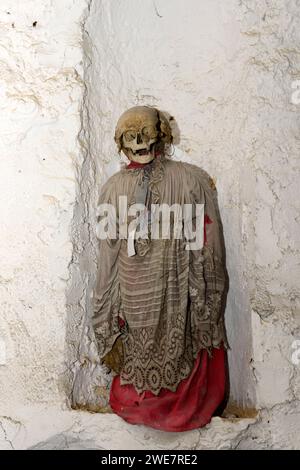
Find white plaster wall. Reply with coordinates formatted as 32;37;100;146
0;0;89;415
1;0;300;450
240;1;300;409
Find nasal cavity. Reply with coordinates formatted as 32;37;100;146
136;133;142;144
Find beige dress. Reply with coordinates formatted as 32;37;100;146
92;155;228;395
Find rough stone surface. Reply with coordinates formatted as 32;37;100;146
0;0;90;414
0;0;300;451
1;405;257;450
0;404;299;450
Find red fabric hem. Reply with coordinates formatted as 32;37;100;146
110;346;226;432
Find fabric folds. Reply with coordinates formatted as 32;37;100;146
92;155;228;400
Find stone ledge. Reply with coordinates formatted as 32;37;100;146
0;404;257;450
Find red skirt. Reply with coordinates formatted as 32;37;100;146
110;346;226;432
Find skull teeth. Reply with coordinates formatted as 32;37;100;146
135;149;149;156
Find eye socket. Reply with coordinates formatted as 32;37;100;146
123;130;137;142
142;126;157;139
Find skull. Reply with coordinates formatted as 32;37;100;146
114;106;172;164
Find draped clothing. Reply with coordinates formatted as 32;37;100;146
92;155;228;429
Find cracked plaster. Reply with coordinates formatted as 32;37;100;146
0;0;300;450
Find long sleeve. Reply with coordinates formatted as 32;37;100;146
186;165;228;354
202;179;228;348
92;178;123;363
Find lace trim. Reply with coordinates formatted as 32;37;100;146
119;310;226;395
